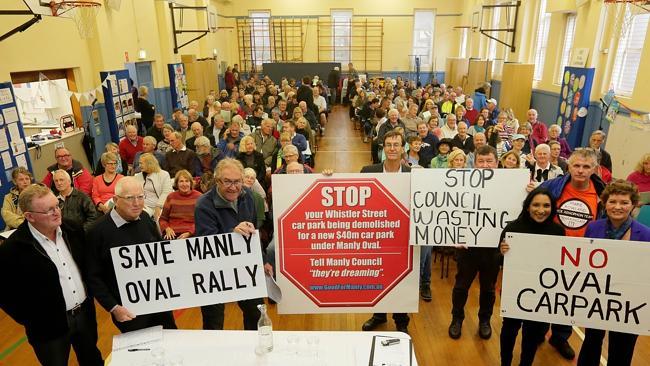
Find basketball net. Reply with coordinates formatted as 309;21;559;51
604;1;648;43
52;1;101;39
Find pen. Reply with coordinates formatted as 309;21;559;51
128;348;150;352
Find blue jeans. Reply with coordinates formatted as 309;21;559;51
419;246;432;285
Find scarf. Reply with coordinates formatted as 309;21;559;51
605;216;633;240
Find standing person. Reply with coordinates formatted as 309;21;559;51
539;148;606;360
577;180;650;366
0;184;103;366
360;130;412;334
134;85;155;136
195;158;268;330
449;145;502;340
86;177;177;333
2;166;32;229
499;188;565;366
327;66;341;105
224;66;235;94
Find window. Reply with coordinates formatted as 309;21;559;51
412;10;435;68
249;11;271;67
611;11;650;96
460;28;468;58
533;0;551;81
331;10;353;64
557;14;577;84
487;7;501;61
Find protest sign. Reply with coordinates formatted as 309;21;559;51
273;173;419;314
410;168;529;247
501;233;650;335
111;232;267;315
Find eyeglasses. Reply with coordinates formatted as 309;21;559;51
56;154;71;159
116;194;146;203
219;179;243;188
28;206;61;216
105;161;117;165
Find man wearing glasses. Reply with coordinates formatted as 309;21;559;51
0;184;103;365
195;158;270;330
42;147;93;196
85;177;177;333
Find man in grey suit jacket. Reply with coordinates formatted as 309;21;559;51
360;130;411;333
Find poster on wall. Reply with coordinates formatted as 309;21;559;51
116;117;125;138
100;70;132;145
501;233;650;335
555;67;595;148
119;78;129;94
113;96;122;116
272;173;419;314
126;95;134;113
167;63;189;112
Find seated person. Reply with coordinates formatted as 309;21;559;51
186;122;215;151
94;142;128;176
236;136;266;188
430;138;454;168
92;152;124;214
164;131;201;177
274;145;313;174
157;124;176;153
42;147;93;196
118;125;144;167
134;153;173;220
217;119;245;158
159;170;202;240
133;136;166;174
195;136;225;174
1;167;32;230
52;169;99;234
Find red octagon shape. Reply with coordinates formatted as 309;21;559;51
277;178;411;307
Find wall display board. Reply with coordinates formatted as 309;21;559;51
168;63;189;112
99;70;133;142
272;173;419;314
0;82;35;229
501;233;650;335
555;67;595;148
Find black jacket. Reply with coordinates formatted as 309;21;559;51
60;188;100;235
0;221;92;342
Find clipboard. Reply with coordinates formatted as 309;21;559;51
368;335;413;366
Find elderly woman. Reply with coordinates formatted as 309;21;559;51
94;142;128;175
500;150;522;169
447;149;467;169
207;100;221;123
157;124;176;153
159;170;202;240
92;152;124;213
133;153;173;220
577;180;650;366
1;167;32;229
271;132;294;172
134;135;165;174
547;124;572;159
626;153;650;193
195;136;224;174
549;140;569;173
274;144;313;174
236;135;266;187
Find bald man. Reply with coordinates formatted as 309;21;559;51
118;125;144;166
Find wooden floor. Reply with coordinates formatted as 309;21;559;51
1;105;648;365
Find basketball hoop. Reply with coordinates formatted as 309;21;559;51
49;1;101;39
603;0;649;42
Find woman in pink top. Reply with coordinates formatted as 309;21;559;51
92;152;124;214
627;153;650;193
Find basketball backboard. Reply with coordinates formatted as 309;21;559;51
23;0;70;18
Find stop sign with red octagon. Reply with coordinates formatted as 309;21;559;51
277;178;411;307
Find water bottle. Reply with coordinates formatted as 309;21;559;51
257;304;273;353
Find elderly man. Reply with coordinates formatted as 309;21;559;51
164;132;200;177
252;118;278;167
452;121;474;154
299;101;318;131
86;177;177;333
486;98;500;126
42;147;93;196
247;105;265;130
527;109;548;148
186;122;215;151
133;136;165;174
441;114;459;139
206;113;227;142
118;125;144;167
526;144;564;189
0;184;103;366
464;97;478;124
146;113;166;143
177;113;192;142
360;130;411;334
588;130;612;172
53;169;99;235
217;120;245;158
449;145;502;341
402;103;423;138
195;158;269;330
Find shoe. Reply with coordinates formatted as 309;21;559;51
549;337;575;360
448;318;462;339
396;323;409;334
361;317;386;331
478;321;492;340
420;285;432;302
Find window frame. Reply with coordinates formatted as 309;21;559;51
249;10;272;67
411;10;436;69
331;10;353;65
533;0;551;81
557;13;577;84
610;11;650;97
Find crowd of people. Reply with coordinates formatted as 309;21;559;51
0;66;649;366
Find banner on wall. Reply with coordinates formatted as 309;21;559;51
111;232;267;316
501;233;650;335
409;168;529;248
555;67;595;148
100;70;133;142
272;173;419;314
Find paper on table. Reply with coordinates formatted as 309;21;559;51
1;151;12;169
370;336;412;366
7;123;21;142
2;107;19;124
0;88;12;106
265;273;282;303
15;154;27;169
112;325;163;352
0;129;8;151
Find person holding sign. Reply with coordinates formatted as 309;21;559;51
360;130;412;334
538;148;606;360
0;184;103;366
499;187;565;366
577;180;650;366
449;145;502;340
195;158;268;330
86;177;177;333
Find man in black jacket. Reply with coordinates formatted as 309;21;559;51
0;184;103;366
53;169;99;235
297;75;318;116
327;66;340;105
360;130;412;334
